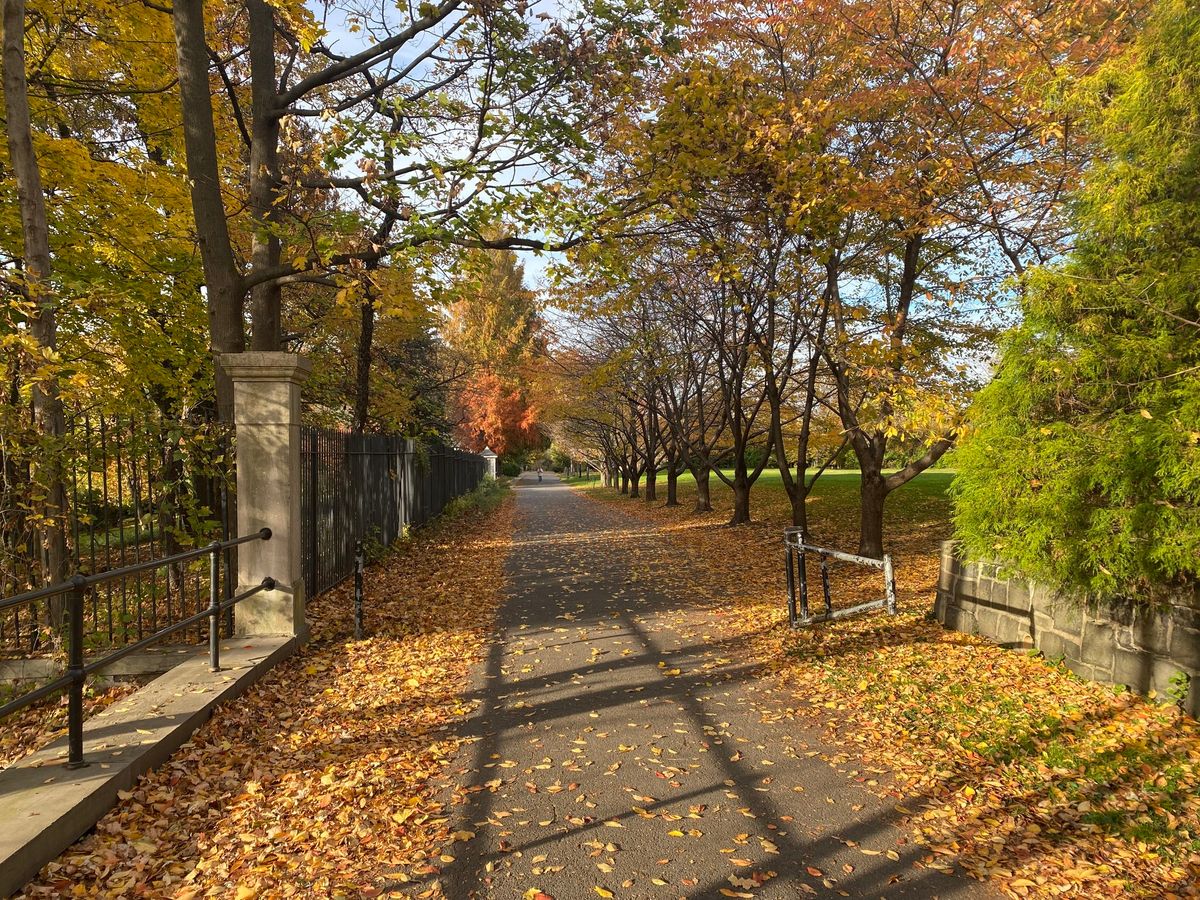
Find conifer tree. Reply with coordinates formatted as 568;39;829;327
953;0;1200;597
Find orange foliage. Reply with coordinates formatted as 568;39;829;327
453;370;542;455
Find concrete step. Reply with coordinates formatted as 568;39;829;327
0;635;299;898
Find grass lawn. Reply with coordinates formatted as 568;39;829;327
571;467;1200;898
578;467;956;565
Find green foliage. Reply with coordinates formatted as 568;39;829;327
742;444;773;473
1168;671;1191;709
361;528;389;564
438;476;510;520
500;459;522;478
953;0;1200;599
547;447;571;471
443;248;543;375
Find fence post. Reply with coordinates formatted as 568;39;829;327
785;544;797;627
208;541;221;671
307;428;318;603
819;553;833;616
354;540;364;640
66;576;87;769
883;553;897;615
798;550;809;622
221;352;313;638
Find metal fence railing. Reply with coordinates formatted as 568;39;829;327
0;529;273;768
784;528;897;626
299;429;487;599
1;411;232;654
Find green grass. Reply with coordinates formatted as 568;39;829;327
76;521;154;556
645;466;954;493
588;467;956;546
558;472;603;487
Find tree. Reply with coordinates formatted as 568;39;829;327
952;0;1200;598
166;0;665;419
2;0;226;615
445;247;545;454
3;0;67;609
454;370;541;456
444;249;543;376
672;0;1137;554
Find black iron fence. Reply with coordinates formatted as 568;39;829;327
0;529;273;767
0;411;232;654
300;429;487;599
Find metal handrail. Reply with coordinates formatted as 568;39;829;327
0;528;270;613
0;528;274;768
783;528;897;626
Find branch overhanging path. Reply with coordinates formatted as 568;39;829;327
416;474;995;899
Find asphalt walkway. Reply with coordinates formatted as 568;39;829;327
422;474;994;899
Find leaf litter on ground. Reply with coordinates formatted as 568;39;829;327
1;682;141;770
574;475;1200;899
18;482;516;899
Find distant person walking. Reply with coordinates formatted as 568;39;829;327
537;467;543;483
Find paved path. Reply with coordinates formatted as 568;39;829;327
425;475;993;899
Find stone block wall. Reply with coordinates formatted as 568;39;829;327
934;540;1200;718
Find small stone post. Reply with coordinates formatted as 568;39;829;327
481;446;498;478
222;352;313;638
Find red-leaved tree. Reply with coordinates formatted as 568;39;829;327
454;370;541;455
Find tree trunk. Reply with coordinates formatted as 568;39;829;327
729;476;751;525
171;0;245;419
619;472;628;494
665;465;678;507
353;293;375;433
247;0;283;350
859;472;887;559
629;472;641;499
792;487;809;533
694;466;712;513
644;465;656;502
4;0;68;626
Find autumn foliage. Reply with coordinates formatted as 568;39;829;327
453;369;542;456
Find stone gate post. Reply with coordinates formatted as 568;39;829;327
481;446;498;478
221;352;312;638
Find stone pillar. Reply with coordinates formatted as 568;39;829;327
222;352;313;638
481;447;498;478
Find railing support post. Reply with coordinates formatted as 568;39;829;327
354;541;364;640
820;553;833;616
65;575;88;769
785;544;797;628
883;553;897;615
798;549;809;622
208;542;221;671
